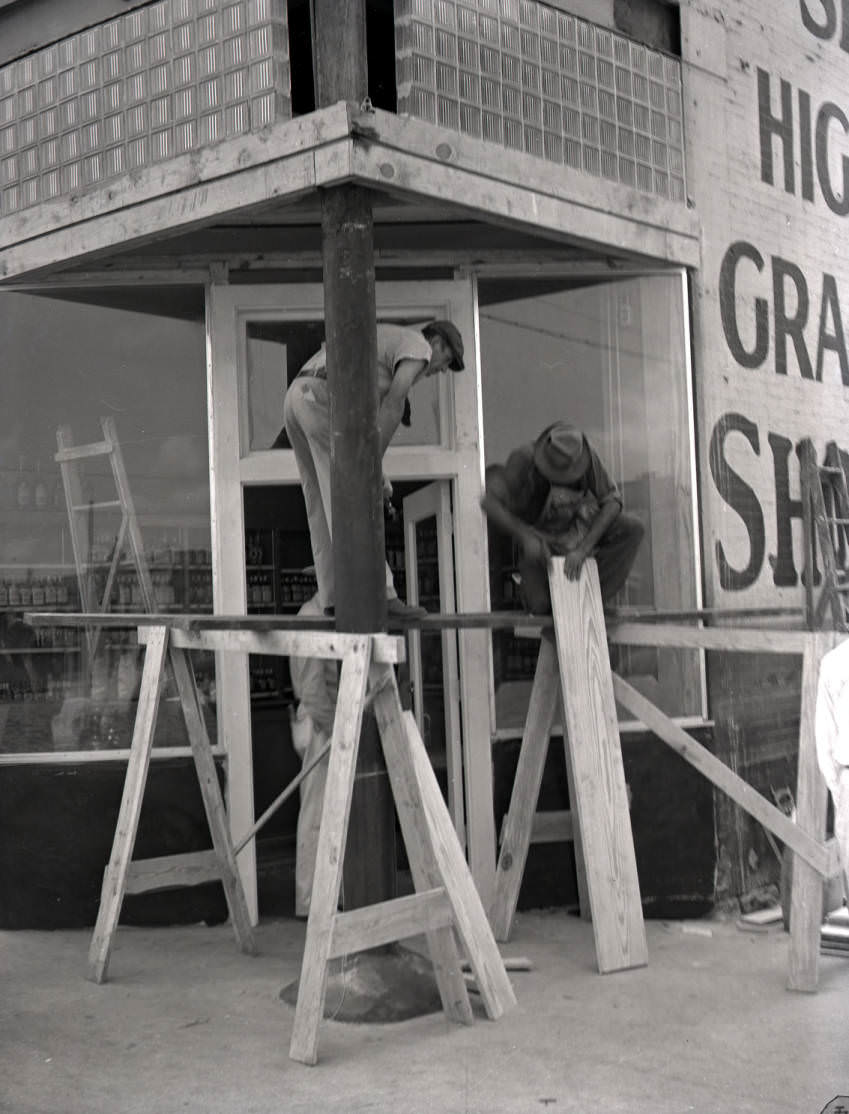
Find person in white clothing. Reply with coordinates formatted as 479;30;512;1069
283;320;464;616
288;592;338;917
815;636;849;900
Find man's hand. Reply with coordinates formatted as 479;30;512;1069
563;546;589;581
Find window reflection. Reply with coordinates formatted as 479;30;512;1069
479;273;701;725
0;290;212;754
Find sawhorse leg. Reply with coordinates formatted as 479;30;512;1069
87;626;257;984
491;634;560;941
168;644;257;956
549;558;647;973
290;644;514;1065
290;640;372;1065
87;626;169;983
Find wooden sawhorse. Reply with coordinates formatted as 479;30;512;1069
66;616;514;1064
490;559;649;975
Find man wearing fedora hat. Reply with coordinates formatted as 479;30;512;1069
284;320;464;618
481;421;644;614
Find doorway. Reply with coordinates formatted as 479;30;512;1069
206;279;495;919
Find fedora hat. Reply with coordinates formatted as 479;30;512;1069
426;319;464;371
533;423;589;484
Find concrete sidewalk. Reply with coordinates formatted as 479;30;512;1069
1;910;847;1114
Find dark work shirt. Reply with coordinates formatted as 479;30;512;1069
499;442;622;529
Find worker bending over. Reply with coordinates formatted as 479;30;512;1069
283;320;465;618
481;421;644;614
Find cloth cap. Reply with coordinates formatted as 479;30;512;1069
427;320;464;371
533;422;589;484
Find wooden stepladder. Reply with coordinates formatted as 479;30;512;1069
55;417;157;660
290;633;515;1065
490;557;648;975
86;624;257;984
799;437;849;632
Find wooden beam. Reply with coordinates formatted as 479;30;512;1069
611;673;839;880
549;561;648;973
124;850;221;894
328;889;454;957
607;622;819;655
138;626;405;665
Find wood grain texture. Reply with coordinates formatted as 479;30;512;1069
549;558;648;974
402;710;517;1018
491;634;560;942
371;663;473;1025
611;673;836;880
86;625;169;983
168;646;256;956
289;641;371;1065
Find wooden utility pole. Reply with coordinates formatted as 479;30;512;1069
312;0;396;909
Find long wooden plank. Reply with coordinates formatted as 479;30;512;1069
86;625;169;984
168;646;257;955
491;635;560;941
401;710;517;1018
611;673;838;880
328;889;454;958
607;622;813;654
788;635;832;991
290;641;372;1066
145;625;405;664
124;850;221;894
549;559;648;974
370;663;473;1026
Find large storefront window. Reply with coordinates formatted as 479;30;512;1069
480;271;702;727
0;289;211;756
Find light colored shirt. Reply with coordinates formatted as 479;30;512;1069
299;324;433;400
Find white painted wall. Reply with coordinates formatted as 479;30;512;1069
683;0;849;608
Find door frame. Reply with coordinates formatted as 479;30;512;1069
403;480;465;847
206;277;496;919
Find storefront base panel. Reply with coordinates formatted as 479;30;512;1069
0;759;229;930
493;727;717;920
708;651;803;903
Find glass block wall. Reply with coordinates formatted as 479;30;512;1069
395;0;686;202
0;0;290;218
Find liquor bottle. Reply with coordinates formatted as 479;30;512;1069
33;461;48;510
16;459;31;509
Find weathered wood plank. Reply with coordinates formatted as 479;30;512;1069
491;634;561;941
124;850;221;894
143;626;405;665
611;673;838;881
401;710;517;1018
290;642;371;1066
371;663;473;1025
549;559;648;974
607;623;814;654
168;646;256;954
328;889;453;958
86;626;169;984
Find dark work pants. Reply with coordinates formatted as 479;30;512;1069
518;511;645;615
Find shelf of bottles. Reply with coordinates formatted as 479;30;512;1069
245;529;317;704
490;536;538;687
